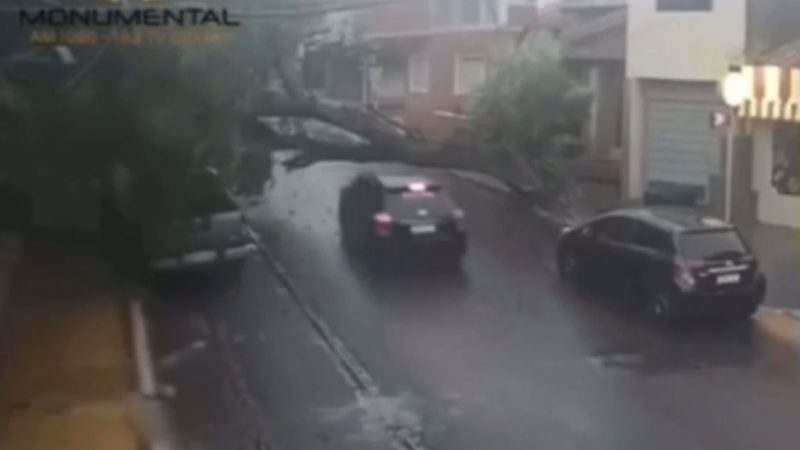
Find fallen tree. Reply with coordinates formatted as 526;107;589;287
0;1;588;242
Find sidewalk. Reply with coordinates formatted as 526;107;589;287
0;238;139;450
449;170;620;226
749;224;800;310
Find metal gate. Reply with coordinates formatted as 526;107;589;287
644;100;720;204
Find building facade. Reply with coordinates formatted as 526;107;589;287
558;0;626;181
625;0;747;217
624;0;800;229
734;57;800;228
359;0;538;141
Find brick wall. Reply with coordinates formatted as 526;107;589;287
402;30;519;141
359;0;430;35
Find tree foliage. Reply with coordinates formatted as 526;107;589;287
0;3;589;246
472;33;590;200
0;0;300;229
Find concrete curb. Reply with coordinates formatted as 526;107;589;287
129;298;178;450
447;169;513;195
129;299;182;450
755;307;800;351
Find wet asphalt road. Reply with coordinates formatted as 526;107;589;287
149;162;800;450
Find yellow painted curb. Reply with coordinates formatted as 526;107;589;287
754;307;800;350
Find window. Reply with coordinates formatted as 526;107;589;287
384;191;454;220
432;0;454;26
657;0;712;12
431;0;489;27
408;53;429;93
633;224;675;254
454;55;487;95
594;217;636;244
678;230;747;261
772;123;800;196
459;0;482;24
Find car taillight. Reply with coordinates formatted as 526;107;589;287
673;262;696;292
373;212;393;237
408;182;427;192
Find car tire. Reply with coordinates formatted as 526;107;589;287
730;303;759;323
557;248;578;281
647;290;675;323
339;218;357;250
445;247;465;267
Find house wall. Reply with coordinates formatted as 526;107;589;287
373;61;406;98
361;0;534;35
751;121;800;228
403;31;518;140
625;0;747;203
594;62;624;155
359;0;430;34
362;0;537;140
627;0;747;81
568;24;626;60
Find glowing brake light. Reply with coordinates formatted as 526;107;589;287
408;182;427;192
373;212;393;237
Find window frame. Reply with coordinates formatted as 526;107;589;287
430;0;492;28
453;53;488;96
677;228;749;260
656;0;713;12
408;52;430;93
771;122;800;196
593;217;637;245
632;223;675;255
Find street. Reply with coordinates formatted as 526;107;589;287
149;162;800;450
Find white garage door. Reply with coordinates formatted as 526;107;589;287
645;100;720;201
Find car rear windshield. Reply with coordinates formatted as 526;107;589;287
384;191;453;219
678;229;748;261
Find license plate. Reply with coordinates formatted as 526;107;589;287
716;273;741;285
411;224;436;235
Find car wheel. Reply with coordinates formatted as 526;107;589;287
647;291;674;322
557;248;578;281
444;246;465;267
340;223;351;247
730;303;759;323
340;219;355;248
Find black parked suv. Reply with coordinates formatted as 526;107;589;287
556;208;766;321
338;173;467;260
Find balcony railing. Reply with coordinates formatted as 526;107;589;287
560;0;626;8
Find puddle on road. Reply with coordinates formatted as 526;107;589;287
588;347;755;375
318;395;440;448
588;352;645;370
317;393;425;445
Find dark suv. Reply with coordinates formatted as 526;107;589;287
556;208;766;320
338;173;467;260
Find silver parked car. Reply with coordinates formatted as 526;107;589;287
147;175;255;273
